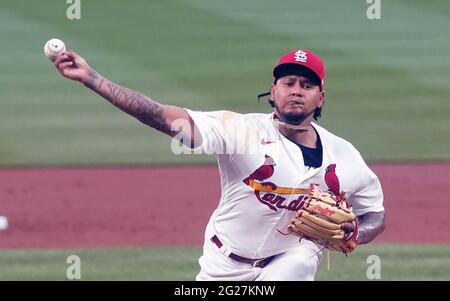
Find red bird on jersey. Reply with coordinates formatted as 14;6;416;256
243;154;276;186
325;164;342;197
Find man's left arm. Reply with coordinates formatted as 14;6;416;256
357;211;385;245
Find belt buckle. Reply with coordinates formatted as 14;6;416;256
252;258;265;268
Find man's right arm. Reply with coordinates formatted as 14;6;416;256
53;51;200;145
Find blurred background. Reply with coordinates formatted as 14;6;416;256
0;0;449;280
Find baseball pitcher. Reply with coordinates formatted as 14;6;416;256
52;48;385;280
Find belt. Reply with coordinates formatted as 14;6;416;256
211;235;276;268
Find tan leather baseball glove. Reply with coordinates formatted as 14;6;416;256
288;184;359;254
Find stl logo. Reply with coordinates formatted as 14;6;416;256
294;50;307;62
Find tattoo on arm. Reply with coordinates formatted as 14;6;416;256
84;71;174;135
85;70;103;90
357;211;385;245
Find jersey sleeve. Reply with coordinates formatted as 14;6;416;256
348;151;385;216
184;109;244;155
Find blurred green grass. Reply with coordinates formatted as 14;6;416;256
1;0;450;166
1;244;449;280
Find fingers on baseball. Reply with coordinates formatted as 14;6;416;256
64;51;74;57
53;51;75;63
56;58;74;74
55;56;74;71
59;61;75;72
53;55;63;66
65;51;86;65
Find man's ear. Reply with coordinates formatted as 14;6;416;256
318;90;325;108
271;83;276;100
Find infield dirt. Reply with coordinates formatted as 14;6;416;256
1;163;448;248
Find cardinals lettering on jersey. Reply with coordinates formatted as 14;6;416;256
242;154;309;212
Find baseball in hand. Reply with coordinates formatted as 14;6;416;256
44;38;66;61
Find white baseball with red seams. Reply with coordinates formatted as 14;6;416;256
185;110;384;280
44;38;66;61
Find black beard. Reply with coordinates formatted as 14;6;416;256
274;102;307;124
282;112;307;123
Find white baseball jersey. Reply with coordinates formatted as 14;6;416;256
185;109;384;259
